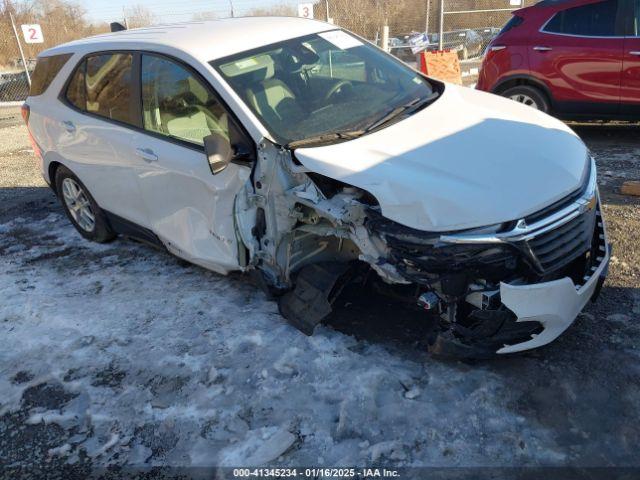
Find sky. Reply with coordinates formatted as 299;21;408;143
84;0;307;24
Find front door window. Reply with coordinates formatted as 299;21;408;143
141;55;231;147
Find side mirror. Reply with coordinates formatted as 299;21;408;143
204;133;233;175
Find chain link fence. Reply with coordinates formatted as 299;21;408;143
1;0;111;103
1;0;521;104
319;0;519;73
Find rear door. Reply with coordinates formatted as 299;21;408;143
533;0;625;115
621;0;640;114
54;52;149;227
132;53;253;274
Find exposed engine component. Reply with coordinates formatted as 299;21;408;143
234;141;609;358
278;262;353;335
417;291;440;312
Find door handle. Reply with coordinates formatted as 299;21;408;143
630;51;640;56
135;147;158;163
490;45;506;52
533;46;553;52
62;120;76;133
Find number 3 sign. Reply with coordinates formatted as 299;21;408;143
21;24;44;44
297;3;314;19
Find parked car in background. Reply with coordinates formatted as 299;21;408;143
390;28;489;63
427;29;484;60
473;27;501;46
23;17;609;357
477;0;640;119
389;35;418;63
0;71;30;102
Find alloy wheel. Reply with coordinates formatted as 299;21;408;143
61;177;95;232
509;94;539;109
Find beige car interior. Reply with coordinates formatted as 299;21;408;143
143;57;229;146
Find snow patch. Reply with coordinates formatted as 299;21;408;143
218;427;297;466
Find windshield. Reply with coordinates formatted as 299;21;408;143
211;30;436;147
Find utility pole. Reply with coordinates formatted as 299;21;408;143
229;0;234;18
122;6;129;29
438;0;444;50
8;9;31;86
425;0;431;34
325;0;330;22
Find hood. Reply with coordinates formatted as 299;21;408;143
295;84;589;232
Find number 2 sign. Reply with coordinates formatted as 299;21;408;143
297;3;314;19
21;24;44;44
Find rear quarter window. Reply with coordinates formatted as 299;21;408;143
500;15;524;34
29;53;73;96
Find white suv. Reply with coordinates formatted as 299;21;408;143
23;17;609;357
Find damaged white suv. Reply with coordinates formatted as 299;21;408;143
24;17;609;357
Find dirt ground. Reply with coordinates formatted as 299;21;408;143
1;105;639;477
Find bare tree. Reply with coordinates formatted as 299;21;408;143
245;4;296;16
191;11;218;21
125;4;156;28
0;0;108;67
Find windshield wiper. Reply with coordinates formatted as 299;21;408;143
286;92;439;149
363;92;440;133
286;130;366;149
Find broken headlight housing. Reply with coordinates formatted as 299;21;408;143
366;211;522;285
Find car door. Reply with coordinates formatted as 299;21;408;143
533;0;625;114
621;0;640;114
55;51;149;227
133;53;253;274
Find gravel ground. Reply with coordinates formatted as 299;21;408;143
1;106;639;478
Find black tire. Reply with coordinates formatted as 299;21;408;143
55;165;116;243
501;85;550;113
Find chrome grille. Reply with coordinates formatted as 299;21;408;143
526;207;597;273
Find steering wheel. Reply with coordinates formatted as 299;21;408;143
324;80;353;102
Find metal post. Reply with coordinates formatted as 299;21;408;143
425;0;431;34
438;0;444;51
325;0;330;22
229;0;234;18
382;24;389;52
9;11;30;86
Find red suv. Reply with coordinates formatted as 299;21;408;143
477;0;640;119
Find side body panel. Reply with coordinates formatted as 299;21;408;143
621;33;640;113
30;98;150;227
131;132;250;274
529;31;623;112
477;15;532;92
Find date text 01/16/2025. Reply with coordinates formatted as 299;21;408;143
232;468;401;478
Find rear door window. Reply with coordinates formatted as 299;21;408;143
85;54;135;125
29;54;73;96
64;53;137;126
544;0;620;36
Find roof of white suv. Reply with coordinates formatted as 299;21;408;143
43;16;335;62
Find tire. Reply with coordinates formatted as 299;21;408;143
55;165;116;243
501;85;550;113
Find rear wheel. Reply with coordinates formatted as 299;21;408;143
55;166;116;243
501;85;550;113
